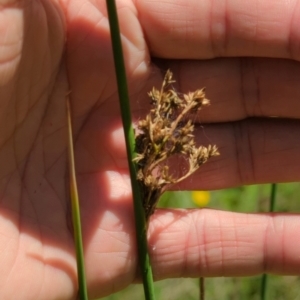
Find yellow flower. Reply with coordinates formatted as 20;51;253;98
191;191;210;207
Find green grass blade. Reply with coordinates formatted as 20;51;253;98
260;274;268;300
269;183;277;212
260;183;277;300
105;1;156;299
67;98;89;300
199;277;205;300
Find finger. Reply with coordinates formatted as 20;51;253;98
148;209;300;279
78;111;300;189
162;58;300;122
135;0;300;60
131;58;300;123
178;118;300;190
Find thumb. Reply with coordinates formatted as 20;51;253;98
0;0;23;85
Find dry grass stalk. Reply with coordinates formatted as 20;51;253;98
133;70;220;221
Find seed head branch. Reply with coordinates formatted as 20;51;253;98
133;70;220;221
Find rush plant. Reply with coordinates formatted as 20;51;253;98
133;70;219;221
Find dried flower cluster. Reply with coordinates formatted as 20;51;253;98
133;70;219;220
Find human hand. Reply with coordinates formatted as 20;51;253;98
1;0;300;299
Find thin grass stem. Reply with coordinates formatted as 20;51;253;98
199;277;205;300
105;1;156;299
66;98;89;300
269;183;277;212
260;183;277;300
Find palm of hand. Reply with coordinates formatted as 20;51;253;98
0;1;147;299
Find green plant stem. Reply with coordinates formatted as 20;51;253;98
66;98;89;300
105;1;156;299
269;183;277;212
199;277;205;300
260;183;277;300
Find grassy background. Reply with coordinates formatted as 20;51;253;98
101;183;300;300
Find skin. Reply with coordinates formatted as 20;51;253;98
0;0;300;298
